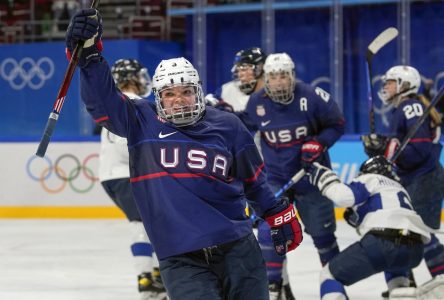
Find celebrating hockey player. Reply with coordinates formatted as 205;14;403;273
98;58;167;300
362;66;444;283
66;9;302;300
306;156;430;300
237;52;345;299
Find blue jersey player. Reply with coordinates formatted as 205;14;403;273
362;66;444;283
306;156;430;300
238;52;345;297
66;9;302;300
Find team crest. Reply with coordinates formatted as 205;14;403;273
256;105;266;116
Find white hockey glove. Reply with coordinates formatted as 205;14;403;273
307;162;340;194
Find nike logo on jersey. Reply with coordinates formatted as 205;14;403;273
159;131;178;139
261;120;271;127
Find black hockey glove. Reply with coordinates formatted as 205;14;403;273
66;9;103;68
214;100;235;113
306;162;340;195
264;197;303;256
343;207;359;228
361;133;388;158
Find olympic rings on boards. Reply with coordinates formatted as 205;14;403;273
26;153;99;194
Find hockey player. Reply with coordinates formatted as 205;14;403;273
362;66;444;284
237;52;345;299
98;58;166;300
306;156;431;300
206;47;266;112
66;9;302;300
207;48;295;298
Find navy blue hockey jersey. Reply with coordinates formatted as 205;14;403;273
239;83;345;193
80;60;277;259
388;98;442;184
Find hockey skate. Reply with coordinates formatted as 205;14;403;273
269;280;296;300
382;272;416;299
138;271;167;300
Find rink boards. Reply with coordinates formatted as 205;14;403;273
0;139;442;219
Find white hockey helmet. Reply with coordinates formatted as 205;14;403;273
152;57;205;126
263;53;296;104
378;65;421;105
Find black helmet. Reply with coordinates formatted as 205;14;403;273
359;155;399;181
111;59;152;97
231;47;267;94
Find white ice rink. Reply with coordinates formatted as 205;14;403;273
0;220;435;300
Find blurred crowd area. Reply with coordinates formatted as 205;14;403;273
0;0;263;44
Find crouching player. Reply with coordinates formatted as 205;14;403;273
306;156;430;299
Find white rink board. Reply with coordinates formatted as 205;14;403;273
0;142;110;206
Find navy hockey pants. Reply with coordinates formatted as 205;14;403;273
404;164;444;229
329;232;423;286
159;233;268;300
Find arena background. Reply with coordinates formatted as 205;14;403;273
1;0;444;218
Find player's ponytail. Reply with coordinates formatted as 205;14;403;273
417;94;442;127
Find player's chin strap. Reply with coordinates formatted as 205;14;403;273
380;86;417;107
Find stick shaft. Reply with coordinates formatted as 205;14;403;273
390;85;444;162
366;27;398;134
35;0;100;157
274;169;306;198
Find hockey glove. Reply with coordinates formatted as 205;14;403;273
204;94;220;106
361;133;388;158
343;207;359;228
306;162;340;195
214;100;235;113
301;139;324;168
66;8;103;68
264;198;303;256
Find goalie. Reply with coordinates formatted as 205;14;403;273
306;156;430;300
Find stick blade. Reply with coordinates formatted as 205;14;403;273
368;27;399;55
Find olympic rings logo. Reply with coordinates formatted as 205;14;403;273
0;57;55;90
26;153;99;194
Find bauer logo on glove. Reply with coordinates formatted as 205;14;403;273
265;199;303;256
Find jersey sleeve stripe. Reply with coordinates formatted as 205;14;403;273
244;163;265;183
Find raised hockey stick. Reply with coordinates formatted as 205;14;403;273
36;0;101;158
389;85;444;163
274;169;306;198
366;27;399;134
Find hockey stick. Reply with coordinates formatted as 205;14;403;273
389;85;444;162
274;169;306;198
286;84;440;198
366;27;398;134
35;0;101;158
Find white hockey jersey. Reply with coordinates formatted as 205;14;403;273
323;173;431;243
219;80;250;112
98;92;140;182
